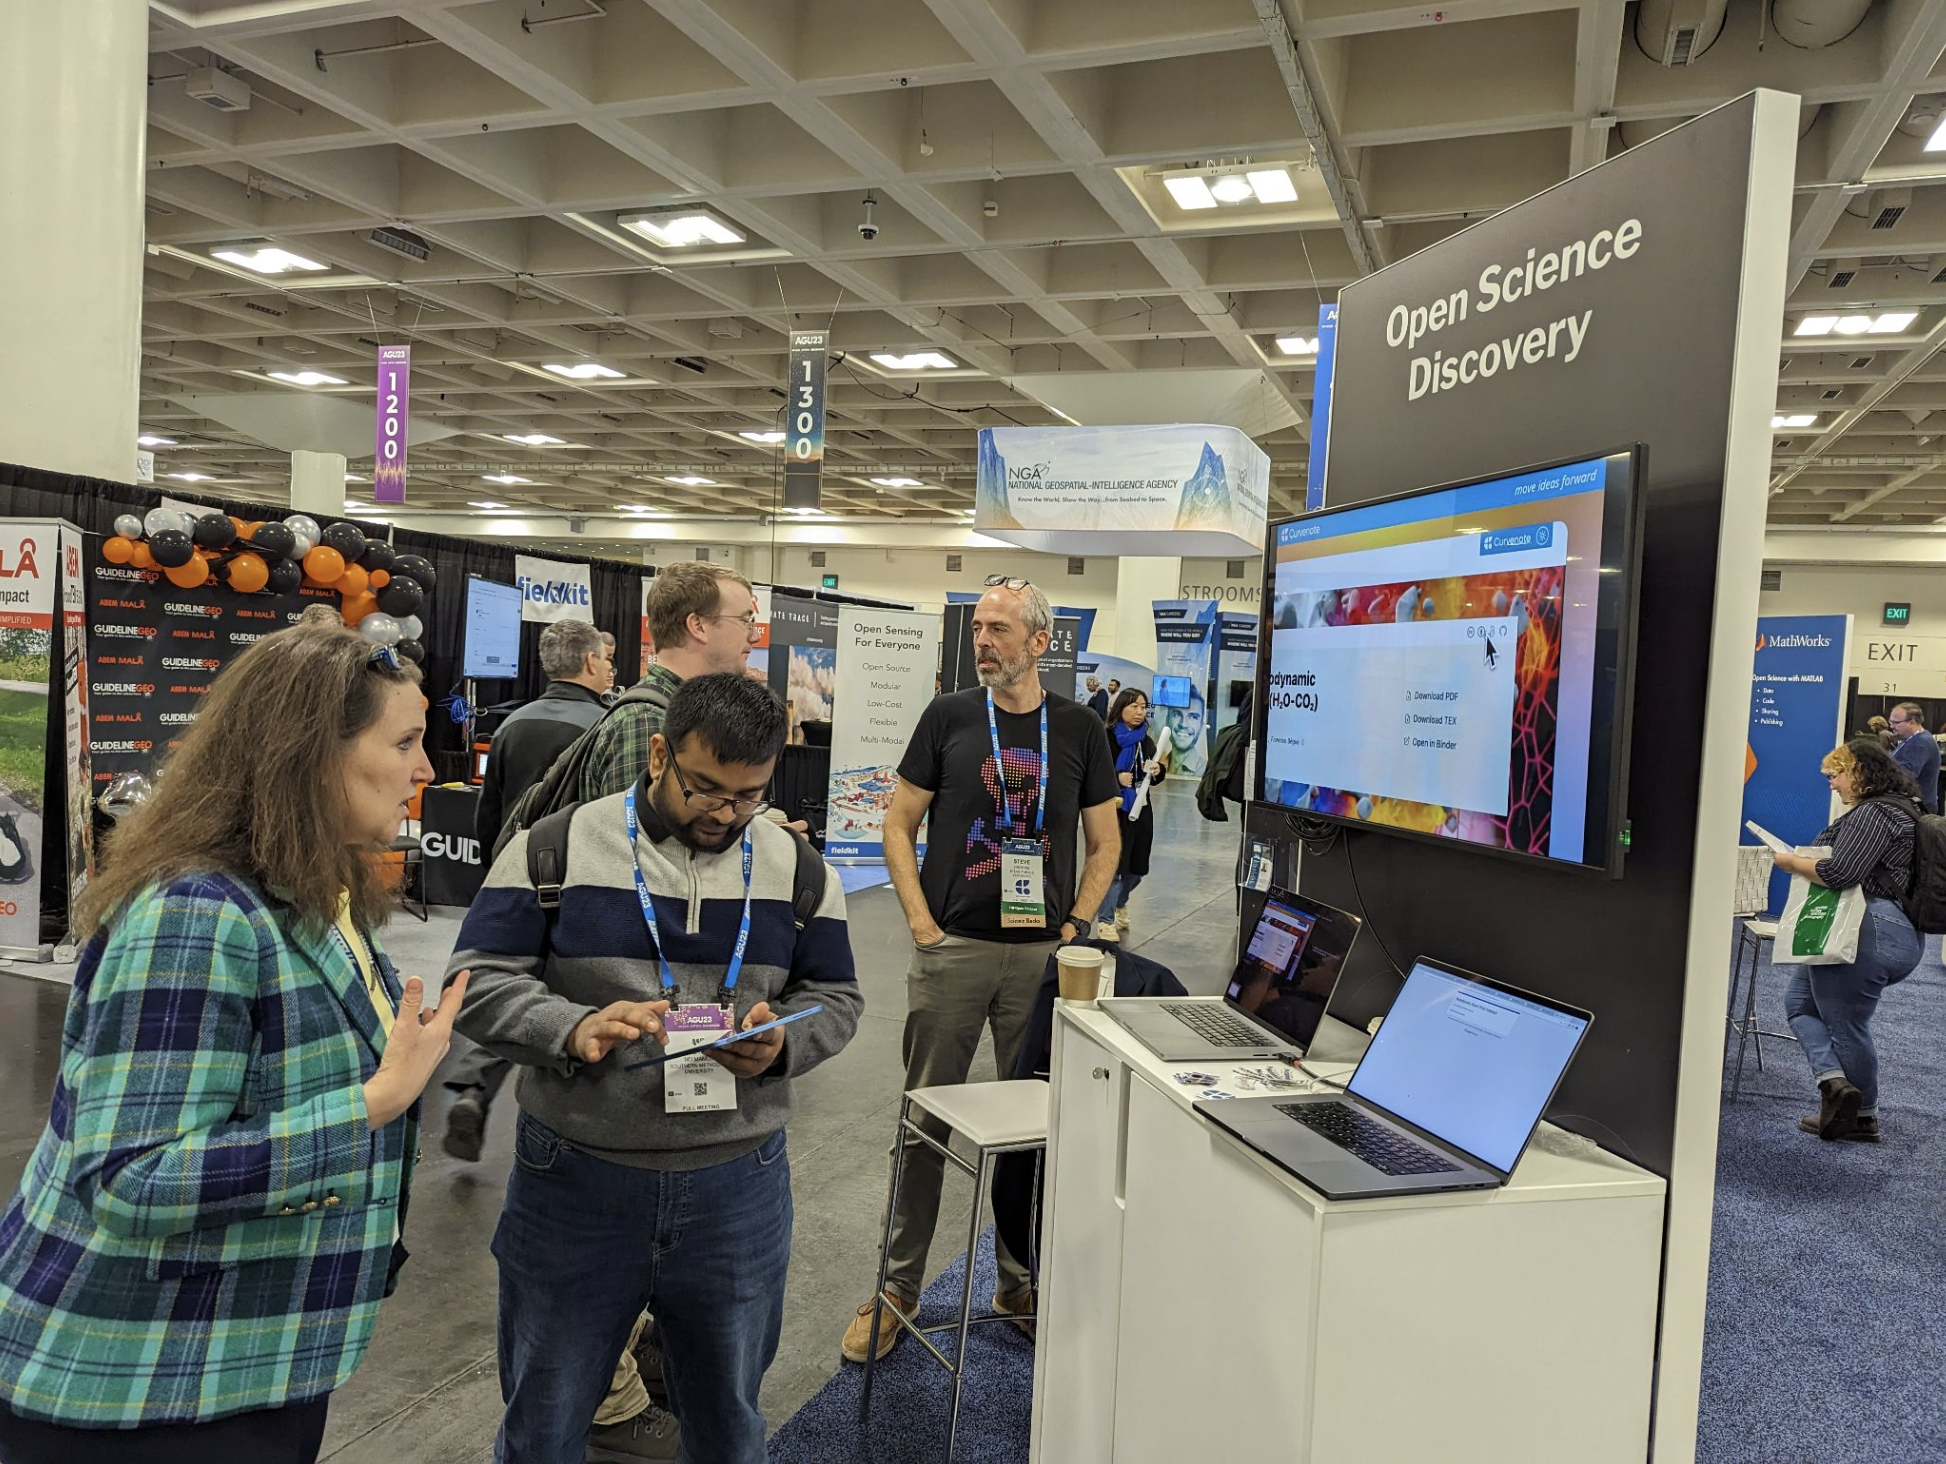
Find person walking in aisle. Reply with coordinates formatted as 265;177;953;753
1084;675;1109;720
0;627;464;1464
1771;738;1925;1144
1886;702;1939;813
447;619;615;1163
842;574;1120;1363
1094;687;1164;941
452;674;861;1464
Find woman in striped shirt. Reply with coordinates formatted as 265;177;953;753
1770;738;1924;1143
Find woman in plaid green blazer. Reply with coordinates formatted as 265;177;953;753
0;628;468;1464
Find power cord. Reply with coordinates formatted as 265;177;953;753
1342;830;1409;984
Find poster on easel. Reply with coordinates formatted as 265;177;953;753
59;526;92;923
824;605;938;861
0;524;63;951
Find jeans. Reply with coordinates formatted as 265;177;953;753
1783;896;1921;1114
492;1114;792;1464
1096;872;1143;924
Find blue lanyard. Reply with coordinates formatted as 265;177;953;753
985;690;1048;838
624;787;753;1004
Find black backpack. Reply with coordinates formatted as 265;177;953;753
1867;794;1946;934
523;803;829;931
492;678;675;862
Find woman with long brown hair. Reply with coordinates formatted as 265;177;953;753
0;625;467;1463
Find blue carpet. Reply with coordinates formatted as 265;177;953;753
770;1230;1032;1464
1700;931;1946;1463
836;864;894;895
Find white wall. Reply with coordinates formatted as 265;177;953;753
1178;555;1263;608
1761;563;1946;694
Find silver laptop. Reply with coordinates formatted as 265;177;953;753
1099;889;1361;1062
1197;958;1593;1200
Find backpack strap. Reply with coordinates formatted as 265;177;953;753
789;831;827;931
525;804;578;913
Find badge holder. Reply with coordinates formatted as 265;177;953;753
663;1003;737;1113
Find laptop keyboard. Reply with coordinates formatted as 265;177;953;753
1272;1101;1464;1177
1162;1001;1272;1048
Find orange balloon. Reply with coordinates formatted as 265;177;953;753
303;545;346;584
165;557;210;589
129;542;155;570
336;564;369;598
369;569;391;590
103;536;134;565
341;591;379;625
228;551;269;593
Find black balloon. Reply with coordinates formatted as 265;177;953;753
148;529;194;568
320;521;366;558
393;554;435;592
250;522;296;560
265;560;303;595
395;638;426;666
358;539;396;573
376;576;424;618
191;514;237;550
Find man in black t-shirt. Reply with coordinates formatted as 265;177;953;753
841;579;1119;1364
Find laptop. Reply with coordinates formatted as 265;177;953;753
1098;889;1361;1062
1196;958;1592;1200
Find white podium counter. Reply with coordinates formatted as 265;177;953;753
1028;1005;1667;1464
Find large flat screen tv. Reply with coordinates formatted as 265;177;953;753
463;575;523;680
1257;447;1645;875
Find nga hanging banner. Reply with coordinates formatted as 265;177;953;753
514;555;593;624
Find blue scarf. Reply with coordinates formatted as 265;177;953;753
1113;721;1147;814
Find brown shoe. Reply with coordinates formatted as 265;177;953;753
841;1288;915;1364
993;1285;1037;1342
1815;1076;1863;1139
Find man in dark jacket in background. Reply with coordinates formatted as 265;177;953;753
474;619;614;850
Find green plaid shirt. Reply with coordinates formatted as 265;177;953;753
579;662;683;801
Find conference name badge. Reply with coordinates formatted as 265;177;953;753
664;1004;737;1113
1000;836;1047;929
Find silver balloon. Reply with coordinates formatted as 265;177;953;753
283;514;321;544
292;533;315;558
397;614;423;641
96;771;154;821
359;612;402;647
143;507;189;539
112;513;143;539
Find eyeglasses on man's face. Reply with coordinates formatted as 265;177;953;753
668;756;771;818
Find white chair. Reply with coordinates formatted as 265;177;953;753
859;1079;1050;1461
1726;843;1797;1098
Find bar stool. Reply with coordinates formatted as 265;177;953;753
1726;917;1797;1098
860;1079;1049;1461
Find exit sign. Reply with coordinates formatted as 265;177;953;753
1884;602;1912;626
821;573;839;589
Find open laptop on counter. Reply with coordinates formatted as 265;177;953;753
1196;958;1592;1201
1098;888;1362;1062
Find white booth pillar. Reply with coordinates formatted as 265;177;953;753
0;0;147;483
1112;557;1182;670
291;451;350;518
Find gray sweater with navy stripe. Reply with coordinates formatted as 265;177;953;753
448;787;862;1171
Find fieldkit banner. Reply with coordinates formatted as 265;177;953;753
975;423;1269;557
514;555;594;623
1743;615;1851;915
374;345;410;504
825;605;938;860
1151;599;1219;778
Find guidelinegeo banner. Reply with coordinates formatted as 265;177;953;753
975;424;1268;557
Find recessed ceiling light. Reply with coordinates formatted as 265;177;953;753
1163;175;1217;210
871;476;924;487
1868;311;1918;333
1927;113;1946;153
1246;168;1299;204
543;362;625;380
1772;414;1818;429
503;433;565;445
210;245;326;275
1793;316;1838;336
666;475;717;486
1832;315;1874;335
166;471;211;482
1276;336;1319;356
870;351;958;371
739;430;786;443
782;506;826;517
469;500;510;510
616;211;746;248
137;433;175;447
268;369;347;386
482;473;532;485
1209;175;1255;204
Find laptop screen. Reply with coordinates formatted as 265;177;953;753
1347;962;1591;1174
1223;891;1361;1052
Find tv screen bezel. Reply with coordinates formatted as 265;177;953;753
1253;444;1647;878
462;574;523;682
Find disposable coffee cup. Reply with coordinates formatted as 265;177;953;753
1056;945;1106;1003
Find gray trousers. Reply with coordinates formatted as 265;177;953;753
442;1040;514;1102
884;932;1059;1299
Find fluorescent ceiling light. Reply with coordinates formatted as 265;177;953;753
543;362;625;380
210;245;326;274
137;433;175;447
666;475;717;486
503;433;564;445
1793;316;1838;336
739;430;786;443
870;351;957;371
345;500;371;512
482;473;532;485
1927;113;1946;153
871;476;924;487
1772;414;1818;429
468;500;510;509
1276;335;1319;356
617;211;746;248
1209;174;1255;204
344;473;366;483
166;471;211;482
1246;168;1298;204
1832;315;1874;335
1163;175;1217;210
782;506;826;517
267;369;346;386
1868;311;1918;333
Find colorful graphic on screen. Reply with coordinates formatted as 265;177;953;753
1263;454;1636;868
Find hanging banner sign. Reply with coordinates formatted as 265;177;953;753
514;555;593;623
374;345;410;505
825;605;939;861
1307;302;1338;512
784;330;827;511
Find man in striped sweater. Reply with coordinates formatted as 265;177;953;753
450;674;862;1464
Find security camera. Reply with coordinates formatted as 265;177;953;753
859;194;879;242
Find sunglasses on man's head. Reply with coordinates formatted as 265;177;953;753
984;574;1031;592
